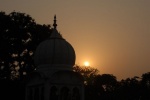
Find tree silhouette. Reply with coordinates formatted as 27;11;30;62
115;77;141;100
141;72;150;99
94;74;117;92
73;65;99;85
93;74;117;100
0;11;52;80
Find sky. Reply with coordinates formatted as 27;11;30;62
0;0;150;80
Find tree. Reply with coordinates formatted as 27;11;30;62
73;65;99;100
73;65;99;85
0;11;52;80
94;74;117;92
116;77;141;100
141;72;150;88
141;72;150;99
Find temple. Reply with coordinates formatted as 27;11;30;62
25;16;84;100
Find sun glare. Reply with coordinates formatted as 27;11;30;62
84;61;90;67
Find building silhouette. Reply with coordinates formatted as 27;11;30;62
25;15;84;100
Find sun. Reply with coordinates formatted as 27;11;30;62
84;61;90;67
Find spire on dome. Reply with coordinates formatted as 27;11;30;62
53;15;57;29
51;15;62;38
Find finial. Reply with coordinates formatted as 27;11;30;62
53;15;57;29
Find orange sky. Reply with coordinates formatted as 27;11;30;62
1;0;150;80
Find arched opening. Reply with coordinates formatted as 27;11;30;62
72;87;80;100
28;87;33;100
41;86;44;100
50;86;58;100
60;87;70;100
34;87;40;100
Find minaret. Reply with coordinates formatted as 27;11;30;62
53;15;57;29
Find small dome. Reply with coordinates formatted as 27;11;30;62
34;28;76;69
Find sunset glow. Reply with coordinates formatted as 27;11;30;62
1;0;150;80
84;61;90;67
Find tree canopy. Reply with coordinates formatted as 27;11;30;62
0;11;52;80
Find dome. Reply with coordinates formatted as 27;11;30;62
34;16;76;70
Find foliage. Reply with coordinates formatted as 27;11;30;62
73;65;99;85
73;65;150;100
94;74;117;92
0;11;52;80
141;72;150;87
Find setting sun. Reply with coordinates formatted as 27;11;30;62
84;61;90;67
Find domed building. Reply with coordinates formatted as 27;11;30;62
25;16;84;100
